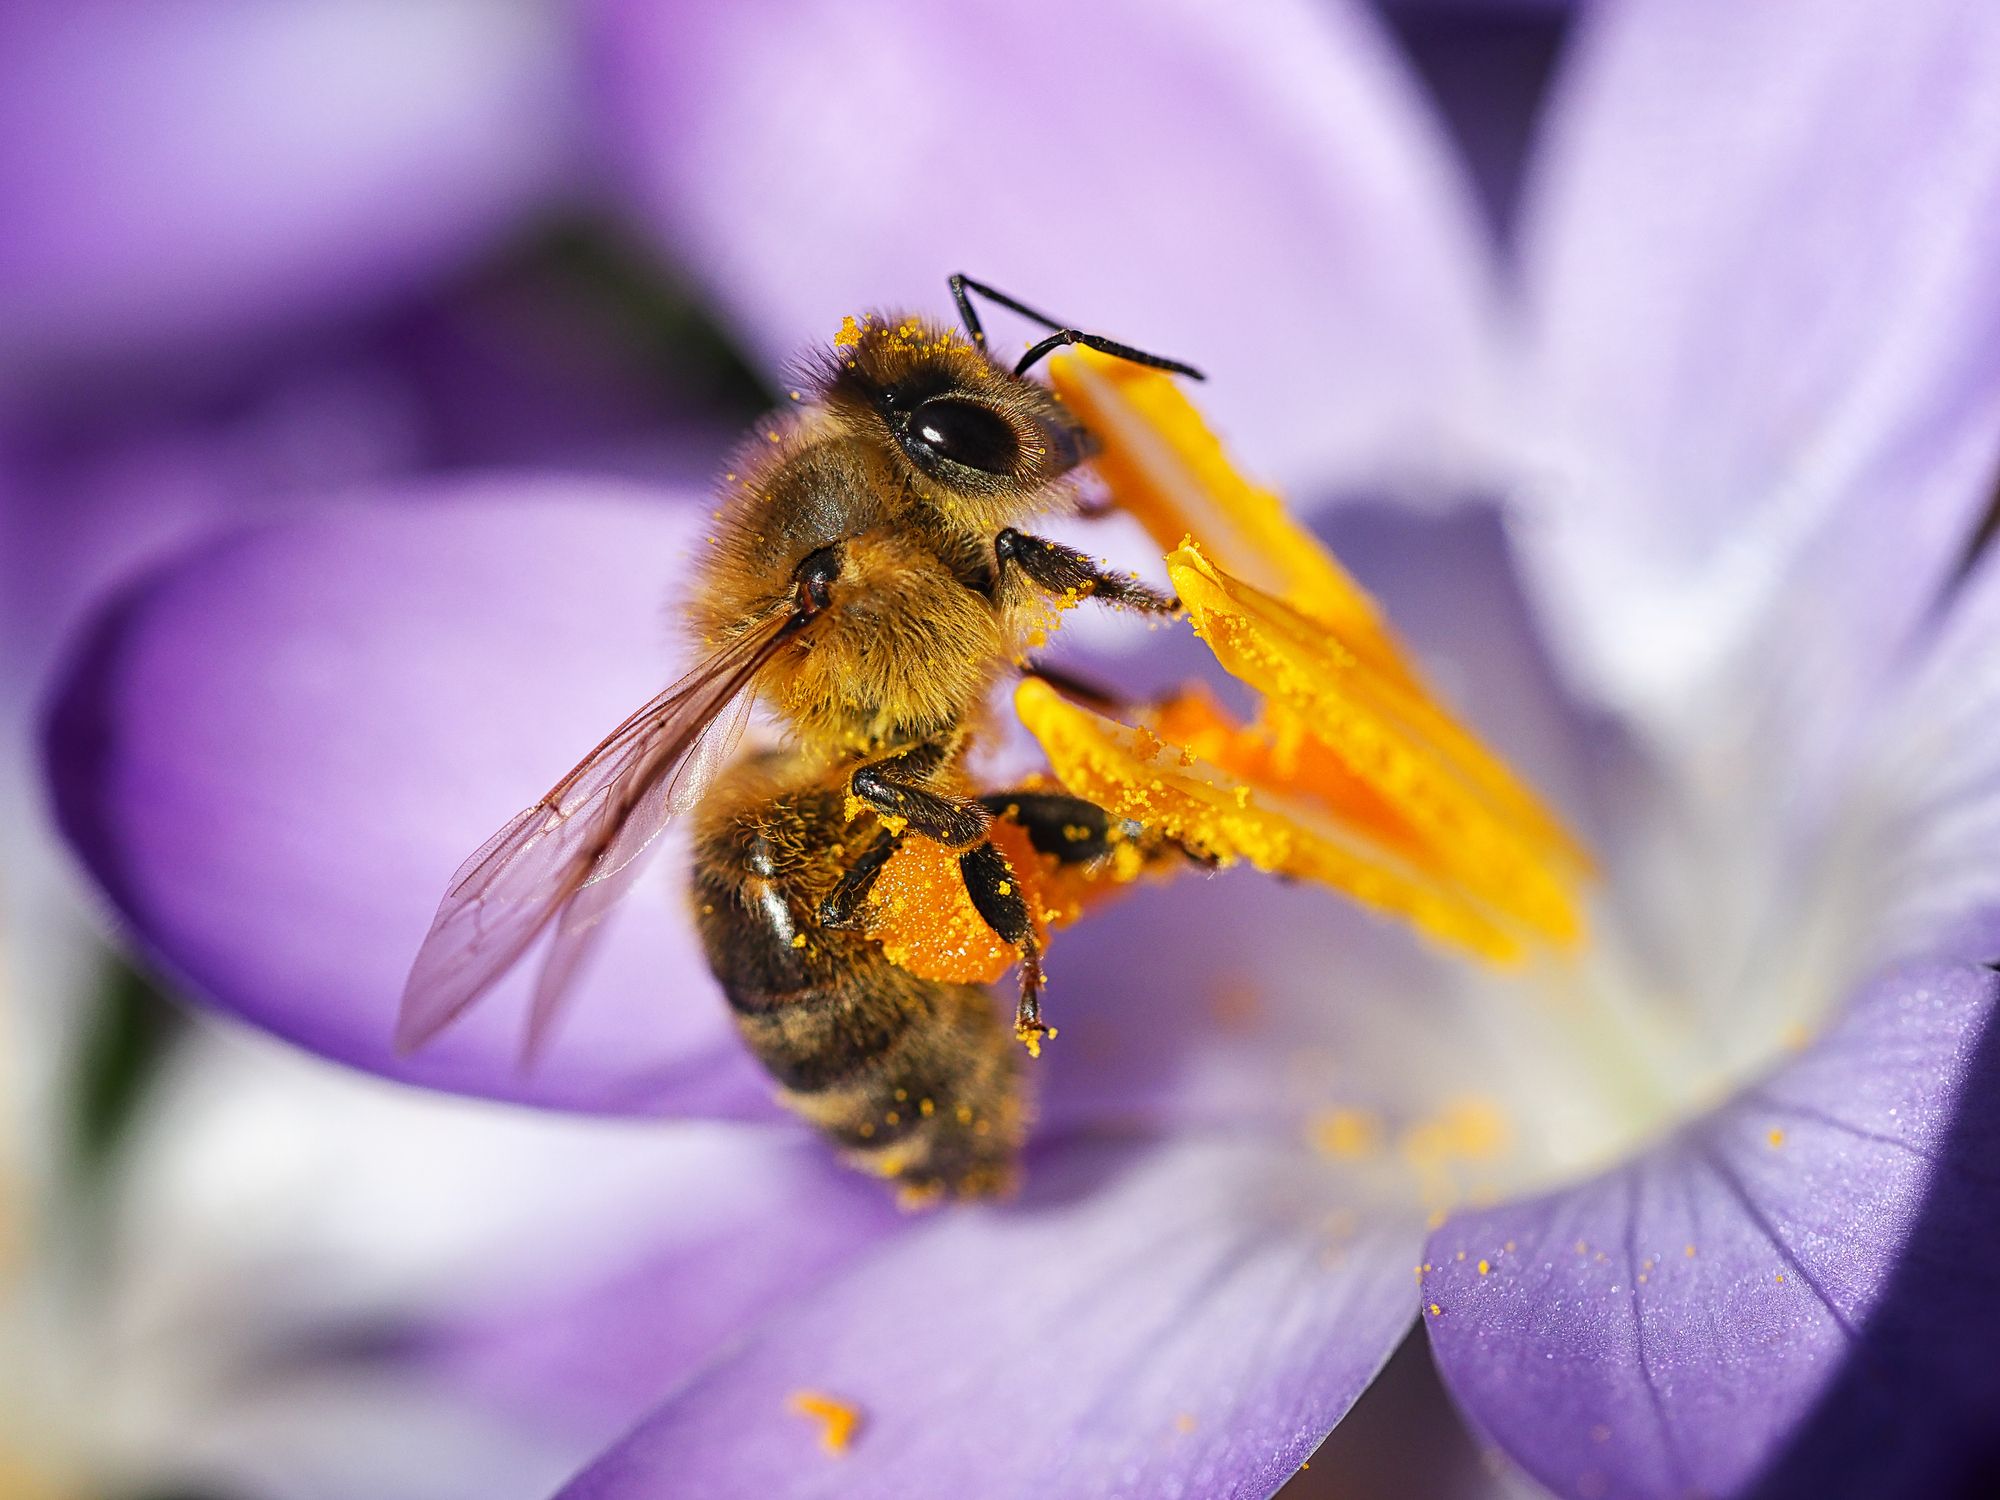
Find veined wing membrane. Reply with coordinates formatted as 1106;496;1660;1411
394;614;795;1058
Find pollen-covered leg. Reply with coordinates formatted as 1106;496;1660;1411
957;839;1049;1052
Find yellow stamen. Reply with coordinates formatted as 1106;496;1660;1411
1017;677;1520;962
1020;352;1591;967
788;1390;863;1454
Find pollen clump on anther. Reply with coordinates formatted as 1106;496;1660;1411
1018;350;1595;970
788;1390;864;1454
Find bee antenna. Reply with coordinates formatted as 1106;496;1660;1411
948;273;1205;382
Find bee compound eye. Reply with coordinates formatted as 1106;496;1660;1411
910;397;1020;475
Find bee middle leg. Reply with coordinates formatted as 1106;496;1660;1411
847;739;992;848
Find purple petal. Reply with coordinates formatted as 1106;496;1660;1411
1422;961;2000;1500
43;481;775;1117
1515;0;2000;772
557;1136;1422;1500
593;0;1495;493
0;0;579;380
1380;1;1572;242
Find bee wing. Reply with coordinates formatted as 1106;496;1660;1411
395;615;791;1060
519;682;756;1065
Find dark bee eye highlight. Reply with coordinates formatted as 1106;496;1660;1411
909;398;1019;475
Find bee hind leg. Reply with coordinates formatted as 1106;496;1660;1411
957;839;1047;1048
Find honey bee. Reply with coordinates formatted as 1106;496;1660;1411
396;276;1202;1200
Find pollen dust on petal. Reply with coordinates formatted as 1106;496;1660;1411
788;1390;864;1454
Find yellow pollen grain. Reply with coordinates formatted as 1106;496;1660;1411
833;315;864;349
1307;1106;1381;1160
1477;1259;1491;1276
1776;1272;1786;1284
1428;1302;1443;1317
790;933;807;949
1767;1128;1786;1148
788;1391;863;1454
1685;1244;1697;1258
1174;1413;1198;1435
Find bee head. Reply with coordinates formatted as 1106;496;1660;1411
814;315;1094;527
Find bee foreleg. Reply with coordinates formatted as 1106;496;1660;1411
818;825;904;929
958;839;1048;1047
994;529;1177;614
850;741;992;848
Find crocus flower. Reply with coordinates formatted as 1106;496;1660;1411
37;2;2000;1498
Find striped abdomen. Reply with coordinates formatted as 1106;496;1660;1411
690;767;1024;1201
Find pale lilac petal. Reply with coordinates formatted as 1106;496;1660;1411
1514;0;2000;769
107;1032;901;1500
558;1136;1422;1500
1423;961;1999;1500
43;481;773;1117
0;0;580;382
1848;540;2000;967
594;0;1495;493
